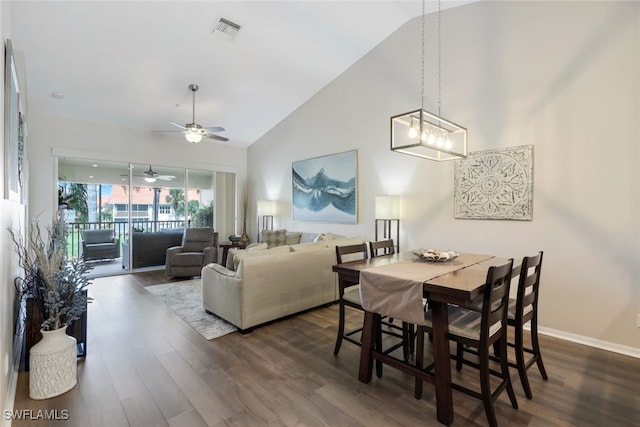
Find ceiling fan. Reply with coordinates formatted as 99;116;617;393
122;165;175;183
156;84;228;143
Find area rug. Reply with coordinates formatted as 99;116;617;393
146;279;237;340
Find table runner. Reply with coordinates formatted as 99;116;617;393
359;253;493;325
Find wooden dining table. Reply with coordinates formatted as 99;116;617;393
332;252;510;426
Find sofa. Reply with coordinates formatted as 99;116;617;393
201;231;363;332
122;229;184;269
81;229;120;261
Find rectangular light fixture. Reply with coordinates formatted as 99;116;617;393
391;109;467;161
212;17;241;40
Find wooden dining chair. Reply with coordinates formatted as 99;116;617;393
507;251;547;398
415;259;518;427
333;243;406;373
460;252;547;399
369;239;415;360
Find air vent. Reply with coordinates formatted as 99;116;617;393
212;17;241;40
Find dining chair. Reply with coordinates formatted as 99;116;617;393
369;239;415;360
506;251;547;398
415;259;518;427
333;243;406;374
461;252;547;399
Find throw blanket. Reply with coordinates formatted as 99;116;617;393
359;253;493;325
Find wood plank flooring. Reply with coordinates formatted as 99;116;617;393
10;271;640;426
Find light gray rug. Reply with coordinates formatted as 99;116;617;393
146;279;237;340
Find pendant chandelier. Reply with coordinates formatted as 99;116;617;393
391;0;467;161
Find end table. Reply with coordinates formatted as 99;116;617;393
219;242;248;266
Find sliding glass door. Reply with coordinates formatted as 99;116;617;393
57;157;231;277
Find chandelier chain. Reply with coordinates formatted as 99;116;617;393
421;0;425;110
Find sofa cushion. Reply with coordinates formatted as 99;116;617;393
290;241;328;252
248;243;268;252
285;232;302;245
299;232;320;244
233;245;291;271
261;229;286;248
170;252;204;267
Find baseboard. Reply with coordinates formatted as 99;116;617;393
534;325;640;359
3;333;24;427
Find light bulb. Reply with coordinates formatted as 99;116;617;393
427;133;436;145
436;135;444;147
408;127;418;139
185;130;203;143
420;131;428;142
445;138;453;150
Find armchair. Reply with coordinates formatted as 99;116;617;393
165;227;218;278
81;229;120;261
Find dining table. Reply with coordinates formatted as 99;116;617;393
332;251;511;426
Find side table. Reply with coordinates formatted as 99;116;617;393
219;242;247;266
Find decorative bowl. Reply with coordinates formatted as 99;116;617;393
412;248;459;262
228;235;241;243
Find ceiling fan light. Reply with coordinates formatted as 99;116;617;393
185;130;202;143
144;177;157;183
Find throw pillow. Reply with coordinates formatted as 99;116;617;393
285;232;302;245
261;229;286;248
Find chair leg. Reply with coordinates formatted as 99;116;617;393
514;322;533;399
333;301;346;355
414;326;425;399
455;343;464;371
479;345;498;427
500;336;518;409
375;323;383;378
530;317;548;380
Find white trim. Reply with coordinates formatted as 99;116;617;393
535;326;640;359
3;333;24;427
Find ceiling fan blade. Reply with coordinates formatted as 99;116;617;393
157;175;175;181
206;134;229;142
169;121;187;130
204;126;225;133
152;130;184;133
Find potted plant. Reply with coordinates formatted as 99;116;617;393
9;210;92;399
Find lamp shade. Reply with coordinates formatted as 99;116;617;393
257;200;276;216
375;196;400;219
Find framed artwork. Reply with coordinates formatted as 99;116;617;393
454;145;534;220
4;39;22;202
292;150;357;223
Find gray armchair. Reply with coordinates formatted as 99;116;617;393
165;228;218;278
81;229;120;261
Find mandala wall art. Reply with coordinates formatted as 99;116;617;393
454;145;533;220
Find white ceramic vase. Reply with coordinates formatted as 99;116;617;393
29;325;77;400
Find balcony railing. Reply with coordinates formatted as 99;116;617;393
67;220;186;259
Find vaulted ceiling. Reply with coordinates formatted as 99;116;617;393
9;1;477;147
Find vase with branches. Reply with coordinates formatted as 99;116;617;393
10;210;92;332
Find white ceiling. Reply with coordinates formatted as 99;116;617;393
9;1;478;147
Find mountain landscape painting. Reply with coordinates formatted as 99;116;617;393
292;150;357;223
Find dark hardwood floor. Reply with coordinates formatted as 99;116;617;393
11;271;640;426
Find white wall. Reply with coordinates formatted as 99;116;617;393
249;1;640;352
0;1;25;422
26;112;248;241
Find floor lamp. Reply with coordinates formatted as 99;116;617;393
375;196;400;253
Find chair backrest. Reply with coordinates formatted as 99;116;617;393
369;239;395;258
182;227;216;252
515;251;543;323
336;243;368;264
480;259;514;343
81;229;114;244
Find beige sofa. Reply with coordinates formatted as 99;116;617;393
201;235;362;332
